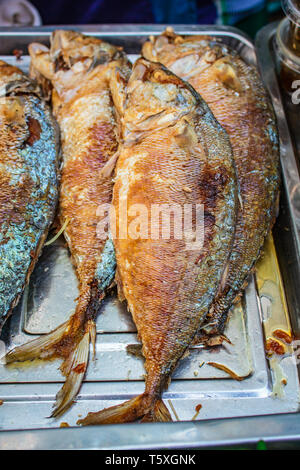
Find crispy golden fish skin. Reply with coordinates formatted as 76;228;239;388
78;58;237;425
143;31;280;341
5;30;131;417
0;61;59;332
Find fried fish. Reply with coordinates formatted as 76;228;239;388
0;61;59;332
78;58;237;425
142;30;280;342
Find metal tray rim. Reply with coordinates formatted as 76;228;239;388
0;23;299;450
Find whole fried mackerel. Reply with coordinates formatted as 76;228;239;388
143;31;280;342
5;31;131;417
78;58;237;425
0;61;59;332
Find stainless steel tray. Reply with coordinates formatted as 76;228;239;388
0;24;299;450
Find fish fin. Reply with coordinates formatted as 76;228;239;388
126;343;144;359
141;399;172;423
77;395;146;425
51;321;94;418
99;150;120;179
4;321;69;363
90;320;97;360
77;393;172;425
5;318;95;418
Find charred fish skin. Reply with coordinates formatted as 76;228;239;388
143;31;280;339
78;58;237;425
0;61;60;332
5;31;130;417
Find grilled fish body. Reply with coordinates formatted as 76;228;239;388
0;61;59;332
143;31;280;341
5;31;131;417
78;58;237;425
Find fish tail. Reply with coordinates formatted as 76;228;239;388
4;317;96;417
77;393;172;426
51;319;95;417
4;320;70;364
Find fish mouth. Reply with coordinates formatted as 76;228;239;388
130;57;191;89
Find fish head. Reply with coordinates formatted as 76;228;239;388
142;27;188;62
122;57;198;143
29;31;130;105
50;30;126;71
142;31;226;82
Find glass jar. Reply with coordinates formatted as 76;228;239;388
275;0;300;94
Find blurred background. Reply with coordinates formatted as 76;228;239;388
0;0;285;38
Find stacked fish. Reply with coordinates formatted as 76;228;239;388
0;29;280;424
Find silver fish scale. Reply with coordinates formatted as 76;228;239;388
0;93;59;329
